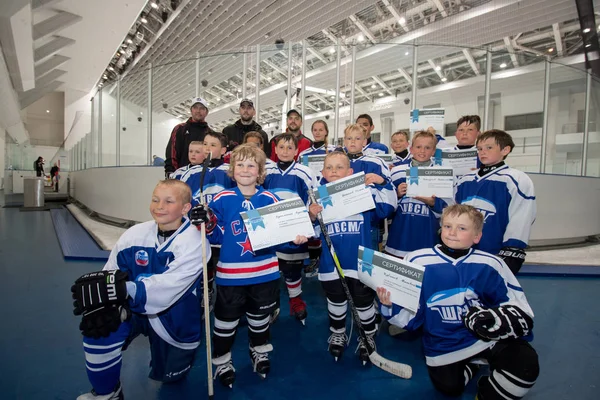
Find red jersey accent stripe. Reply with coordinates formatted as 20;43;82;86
217;261;278;274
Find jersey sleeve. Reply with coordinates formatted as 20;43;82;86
390;165;407;189
371;180;397;219
127;235;209;315
503;173;536;249
206;196;225;245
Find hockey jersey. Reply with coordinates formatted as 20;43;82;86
363;140;390;155
170;164;193;180
435;134;453;149
454;165;536;254
391;151;412;167
316;177;397;282
180;163;236;207
298;143;337;157
380;246;534;367
385;162;453;257
103;219;209;350
208;186;297;286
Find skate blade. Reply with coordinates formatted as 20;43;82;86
259;373;267;379
334;356;339;362
228;384;233;389
362;360;368;366
300;319;306;326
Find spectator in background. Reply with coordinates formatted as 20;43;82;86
223;99;270;157
269;109;312;162
50;163;60;192
356;114;389;155
164;97;214;178
34;157;45;177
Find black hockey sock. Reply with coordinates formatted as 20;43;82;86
327;299;347;333
247;312;270;347
213;317;240;357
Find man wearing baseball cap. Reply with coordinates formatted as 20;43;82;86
269;109;312;162
222;99;269;156
164;97;215;177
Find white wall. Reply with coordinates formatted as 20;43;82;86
64;89;93;148
0;127;5;188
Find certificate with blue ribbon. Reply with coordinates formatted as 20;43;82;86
311;172;375;224
409;108;445;137
434;148;478;177
301;154;327;177
240;198;315;251
405;166;454;198
357;246;425;313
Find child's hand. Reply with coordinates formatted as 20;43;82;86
365;173;385;186
293;235;308;245
308;203;323;220
397;182;407;197
376;287;392;306
414;195;436;207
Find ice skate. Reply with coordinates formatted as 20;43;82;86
249;343;273;379
289;295;307;325
213;353;235;388
327;331;348;362
303;258;319;278
77;381;124;400
356;334;376;366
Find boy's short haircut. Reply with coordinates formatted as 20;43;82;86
189;141;203;147
344;123;366;138
477;129;515;155
274;132;298;148
411;130;436;145
391;130;409;141
205;131;228;148
228;144;267;184
456;115;481;131
243;131;263;145
442;204;484;234
324;151;350;168
356;114;374;126
156;179;192;204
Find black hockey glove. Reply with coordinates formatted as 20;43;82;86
464;305;533;341
79;304;132;339
190;205;216;233
71;270;129;316
498;247;526;274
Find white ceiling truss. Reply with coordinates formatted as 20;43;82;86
94;0;590;131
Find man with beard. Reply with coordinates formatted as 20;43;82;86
164;97;214;177
223;99;270;157
269;109;312;162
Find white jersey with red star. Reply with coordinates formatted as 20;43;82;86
207;186;294;286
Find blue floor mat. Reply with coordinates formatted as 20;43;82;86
50;207;110;260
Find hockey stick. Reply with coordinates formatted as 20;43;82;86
308;190;412;379
199;153;215;399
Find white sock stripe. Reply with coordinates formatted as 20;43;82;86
247;316;270;327
491;370;529;399
83;340;126;350
214;330;236;338
327;302;347;316
214;318;239;330
246;312;264;318
86;356;122;372
248;325;269;333
286;278;302;286
330;314;346;321
84;347;122;365
498;369;537;387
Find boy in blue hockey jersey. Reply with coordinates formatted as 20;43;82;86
377;204;539;399
385;130;453;258
191;144;308;387
308;152;396;365
264;133;317;324
454;130;536;274
180;132;235;310
170;141;206;179
390;130;411;168
356;113;389;155
71;180;208;400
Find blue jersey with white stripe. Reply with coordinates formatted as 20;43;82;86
103;219;209;349
363;140;389;155
180;163;236;207
454;165;536;254
380;246;534;367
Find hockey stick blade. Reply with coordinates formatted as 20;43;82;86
369;351;412;379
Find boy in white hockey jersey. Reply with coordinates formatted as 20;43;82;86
190;144;308;387
71;180;208;400
308;152;396;365
377;204;539;399
170;141;206;180
454;129;536;273
390;130;411;168
263;132;317;324
385;130;453;258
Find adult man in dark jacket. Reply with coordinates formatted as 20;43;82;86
164;97;214;176
222;99;270;156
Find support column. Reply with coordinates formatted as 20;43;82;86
147;63;153;165
540;57;551;173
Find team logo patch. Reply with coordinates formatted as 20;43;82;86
135;250;149;267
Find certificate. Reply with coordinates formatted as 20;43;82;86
240;198;315;251
312;172;375;224
301;154;326;177
405;166;454;198
357;246;424;313
409;108;445;137
374;154;394;163
434;148;478;176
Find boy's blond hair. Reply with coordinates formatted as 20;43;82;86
411;130;437;145
442;204;484;234
344;123;366;139
228;144;267;184
189;141;203;148
324;151;351;168
155;179;192;204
